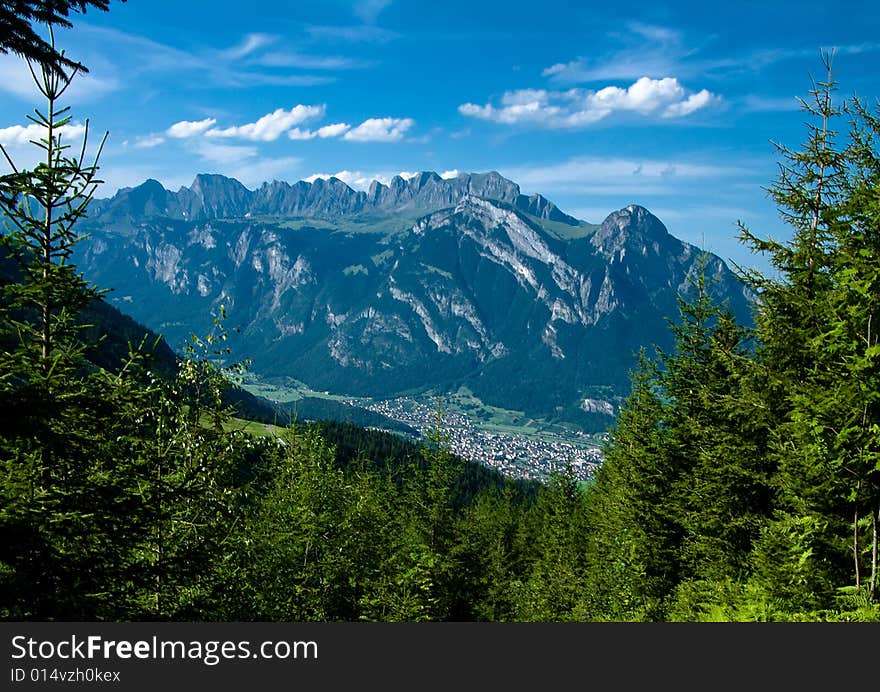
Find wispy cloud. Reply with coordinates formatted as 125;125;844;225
354;0;393;23
256;52;372;70
543;23;880;89
543;21;687;84
343;117;415;142
833;41;880;55
222;33;277;60
741;94;802;112
67;25;339;92
206;106;326;141
500;156;754;197
220;31;373;71
626;21;682;44
132;134;166;149
305;24;399;43
166;118;218;138
192;141;259;166
0;53;120;103
459;78;718;128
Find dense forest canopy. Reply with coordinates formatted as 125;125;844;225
0;13;878;621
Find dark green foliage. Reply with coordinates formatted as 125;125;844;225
586;54;880;621
511;467;591;621
582;354;674;620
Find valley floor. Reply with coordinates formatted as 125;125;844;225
359;396;602;482
242;378;605;482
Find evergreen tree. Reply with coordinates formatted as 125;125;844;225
582;354;668;620
0;35;119;617
513;466;589;621
738;52;873;613
0;36;259;620
833;97;880;601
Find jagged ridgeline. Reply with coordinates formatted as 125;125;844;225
75;170;753;425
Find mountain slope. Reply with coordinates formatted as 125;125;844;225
75;171;753;425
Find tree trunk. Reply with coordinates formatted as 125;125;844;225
870;501;878;603
853;504;860;589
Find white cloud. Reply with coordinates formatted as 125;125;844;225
0;122;88;147
316;122;351;138
459;77;717;128
207;105;325;141
460;98;564;126
501;89;550;106
287;128;317;141
0;122;92;172
166;118;217;138
342;117;415;142
662;89;717;117
591;77;685;114
133;134;166;149
304;170;367;188
440;170;460;179
287;122;351;140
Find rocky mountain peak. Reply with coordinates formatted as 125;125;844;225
188;173;249;197
590;204;671;255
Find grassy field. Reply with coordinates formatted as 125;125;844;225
223;416;284;438
239;375;352;404
442;385;599;444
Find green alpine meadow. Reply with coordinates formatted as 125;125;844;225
1;2;879;623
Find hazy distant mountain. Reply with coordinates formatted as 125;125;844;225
76;171;752;427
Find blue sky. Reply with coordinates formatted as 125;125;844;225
1;0;879;272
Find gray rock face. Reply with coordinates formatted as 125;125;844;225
78;173;753;424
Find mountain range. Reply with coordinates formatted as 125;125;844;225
75;170;753;427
